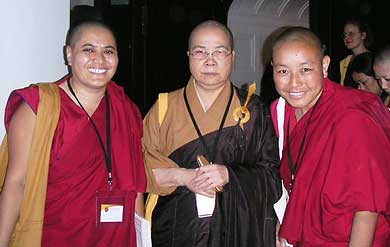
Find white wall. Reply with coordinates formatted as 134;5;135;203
0;1;70;138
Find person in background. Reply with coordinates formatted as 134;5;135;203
340;18;374;88
0;21;146;246
143;20;281;247
271;26;390;246
349;52;389;104
374;45;390;108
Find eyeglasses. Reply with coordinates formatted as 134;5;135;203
187;49;232;60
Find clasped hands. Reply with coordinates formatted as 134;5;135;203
152;164;229;197
186;164;229;197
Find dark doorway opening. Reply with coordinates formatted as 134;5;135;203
70;1;232;115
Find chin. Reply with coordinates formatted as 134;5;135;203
89;79;111;88
285;97;309;109
198;78;226;86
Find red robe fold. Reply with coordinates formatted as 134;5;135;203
5;76;146;247
271;78;390;246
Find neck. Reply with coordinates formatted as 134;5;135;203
352;46;368;56
295;89;323;121
194;80;227;111
295;109;304;121
62;78;106;115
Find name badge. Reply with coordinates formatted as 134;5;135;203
195;193;216;218
96;190;128;227
100;204;124;222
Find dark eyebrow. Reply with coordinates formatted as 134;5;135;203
190;45;229;50
273;63;288;67
104;45;117;50
81;43;95;48
190;45;206;50
81;43;117;50
215;45;229;50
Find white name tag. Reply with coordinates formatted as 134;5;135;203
195;193;215;218
100;204;124;222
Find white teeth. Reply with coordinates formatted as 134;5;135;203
290;92;304;97
88;68;107;74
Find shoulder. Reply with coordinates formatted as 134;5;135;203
326;84;390;134
107;81;139;110
107;81;143;125
322;79;380;113
334;84;384;114
235;86;269;115
234;86;274;133
5;85;40;130
340;55;352;65
166;87;184;105
152;87;184;115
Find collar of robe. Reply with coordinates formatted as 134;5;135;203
67;78;113;189
183;82;233;163
286;92;322;194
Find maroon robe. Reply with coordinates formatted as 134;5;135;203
271;78;390;246
5;76;146;247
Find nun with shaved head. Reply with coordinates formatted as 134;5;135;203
270;27;390;246
0;21;146;246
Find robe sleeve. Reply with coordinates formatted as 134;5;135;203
126;97;147;193
227;99;281;203
142;99;179;195
5;86;39;130
325;109;390;214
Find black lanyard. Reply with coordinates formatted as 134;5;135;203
67;78;113;188
286;95;321;194
183;84;233;163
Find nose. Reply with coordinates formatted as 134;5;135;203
204;53;216;66
290;72;302;87
93;50;106;63
378;78;390;90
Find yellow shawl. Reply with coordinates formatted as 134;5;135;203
0;83;60;246
339;55;352;86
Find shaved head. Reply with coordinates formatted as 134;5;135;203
188;20;234;50
272;26;325;60
66;21;116;47
374;45;390;65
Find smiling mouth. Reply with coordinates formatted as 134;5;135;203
289;92;305;98
88;68;107;74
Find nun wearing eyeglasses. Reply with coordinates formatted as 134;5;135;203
142;20;281;247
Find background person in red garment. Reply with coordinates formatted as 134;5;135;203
374;45;390;108
270;27;390;246
0;21;146;246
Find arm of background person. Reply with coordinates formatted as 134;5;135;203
349;211;378;247
0;102;36;246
